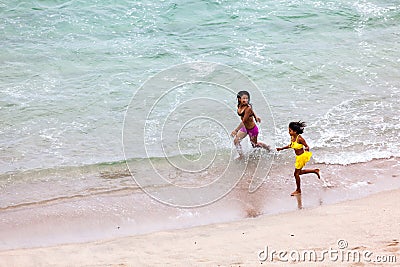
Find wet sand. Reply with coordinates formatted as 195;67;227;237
0;158;399;266
1;188;399;266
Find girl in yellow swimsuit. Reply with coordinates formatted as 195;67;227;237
276;121;320;196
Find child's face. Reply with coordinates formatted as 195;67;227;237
288;128;296;136
240;95;249;105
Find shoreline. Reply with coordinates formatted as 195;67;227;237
1;157;400;253
1;188;399;266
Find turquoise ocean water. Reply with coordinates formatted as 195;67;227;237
1;0;400;248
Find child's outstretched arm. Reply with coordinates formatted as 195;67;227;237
276;144;291;151
231;122;244;137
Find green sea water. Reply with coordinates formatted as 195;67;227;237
1;0;399;172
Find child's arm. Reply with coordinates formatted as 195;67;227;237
276;144;291;151
242;106;252;123
298;136;310;151
231;122;244;136
252;108;261;123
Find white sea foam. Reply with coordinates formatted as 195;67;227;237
1;0;400;174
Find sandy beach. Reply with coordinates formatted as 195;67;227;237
1;188;399;266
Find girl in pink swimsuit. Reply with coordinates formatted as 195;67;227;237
231;91;269;158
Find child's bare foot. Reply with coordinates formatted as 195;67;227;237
235;154;244;160
315;169;320;179
290;190;301;196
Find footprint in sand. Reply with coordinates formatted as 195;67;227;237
351;246;367;250
246;208;261;218
384;239;399;253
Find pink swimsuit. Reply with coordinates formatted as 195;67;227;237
239;124;259;137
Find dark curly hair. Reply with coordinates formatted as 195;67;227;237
289;121;306;134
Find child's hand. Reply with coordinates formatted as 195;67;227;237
255;117;261;123
231;130;237;137
276;147;282;151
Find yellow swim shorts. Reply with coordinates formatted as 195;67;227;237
295;151;312;169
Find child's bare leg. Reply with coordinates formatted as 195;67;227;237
291;169;302;196
234;131;247;158
256;142;271;150
300;168;320;179
250;136;258;148
250;136;270;150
